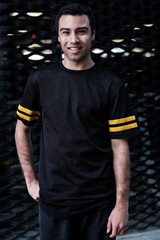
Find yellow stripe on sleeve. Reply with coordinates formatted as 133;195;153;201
109;122;138;132
17;111;40;121
18;104;40;116
108;116;136;125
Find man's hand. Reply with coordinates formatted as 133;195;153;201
26;180;40;201
107;205;128;238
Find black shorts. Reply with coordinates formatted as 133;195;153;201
39;205;116;240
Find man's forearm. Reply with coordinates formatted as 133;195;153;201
15;120;37;185
107;139;130;238
111;138;130;207
15;120;39;201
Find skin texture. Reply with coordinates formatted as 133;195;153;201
15;14;130;238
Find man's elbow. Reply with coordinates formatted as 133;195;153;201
15;120;31;140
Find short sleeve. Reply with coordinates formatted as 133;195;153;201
16;75;41;126
107;77;139;139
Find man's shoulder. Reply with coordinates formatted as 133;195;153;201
28;62;60;84
94;63;123;86
33;62;60;76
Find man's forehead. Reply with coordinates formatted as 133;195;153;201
59;14;90;29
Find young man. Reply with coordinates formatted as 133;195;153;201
15;3;138;240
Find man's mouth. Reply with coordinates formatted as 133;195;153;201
69;47;81;50
68;46;82;51
67;47;82;54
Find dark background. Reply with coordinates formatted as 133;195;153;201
0;0;160;239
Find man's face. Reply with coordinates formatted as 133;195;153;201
58;14;95;64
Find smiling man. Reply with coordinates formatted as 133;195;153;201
58;14;95;69
15;3;139;240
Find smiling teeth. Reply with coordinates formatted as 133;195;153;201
70;48;79;50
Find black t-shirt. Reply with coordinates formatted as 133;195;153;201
17;62;138;217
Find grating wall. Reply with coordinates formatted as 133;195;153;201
0;0;160;239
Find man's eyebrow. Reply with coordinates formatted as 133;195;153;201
60;27;89;32
60;28;70;32
77;27;89;31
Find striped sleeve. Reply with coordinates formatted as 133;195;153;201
108;115;138;133
107;77;139;138
16;74;41;126
17;104;40;122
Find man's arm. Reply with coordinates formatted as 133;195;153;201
107;138;130;238
15;119;39;201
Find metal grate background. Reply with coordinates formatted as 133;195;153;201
0;0;160;239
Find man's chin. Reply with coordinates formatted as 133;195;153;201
68;57;82;63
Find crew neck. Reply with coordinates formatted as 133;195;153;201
59;61;96;73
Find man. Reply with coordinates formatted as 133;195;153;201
15;3;138;240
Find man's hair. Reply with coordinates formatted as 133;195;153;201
55;3;95;35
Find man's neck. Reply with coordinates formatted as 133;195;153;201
62;58;95;71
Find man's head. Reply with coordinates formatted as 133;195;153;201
55;3;96;68
55;3;95;36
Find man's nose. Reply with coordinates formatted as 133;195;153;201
70;33;79;44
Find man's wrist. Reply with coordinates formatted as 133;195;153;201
115;200;129;210
26;177;38;186
115;196;129;208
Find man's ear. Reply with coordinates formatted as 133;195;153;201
58;36;60;42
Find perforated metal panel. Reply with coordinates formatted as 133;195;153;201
0;0;160;239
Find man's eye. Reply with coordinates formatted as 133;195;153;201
78;30;86;34
62;31;69;35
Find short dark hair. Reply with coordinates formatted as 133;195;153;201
55;3;95;35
